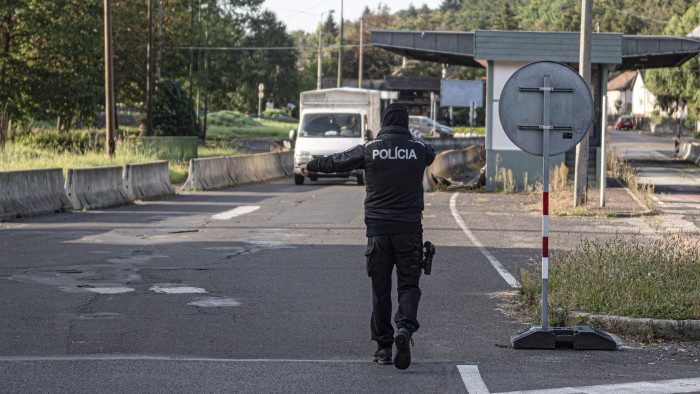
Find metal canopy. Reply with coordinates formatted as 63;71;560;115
618;35;700;70
370;30;700;70
370;30;482;67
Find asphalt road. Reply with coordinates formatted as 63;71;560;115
1;177;699;393
609;129;700;233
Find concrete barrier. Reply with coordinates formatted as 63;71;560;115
278;151;294;176
182;157;232;191
123;161;174;201
425;136;484;151
65;166;129;210
183;151;292;191
680;142;700;164
424;145;485;191
0;168;72;220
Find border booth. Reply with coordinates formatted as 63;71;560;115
371;30;700;191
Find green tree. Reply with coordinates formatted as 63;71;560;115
152;79;198;137
0;0;103;131
645;3;700;120
497;3;519;30
324;13;338;38
440;0;462;12
228;10;299;111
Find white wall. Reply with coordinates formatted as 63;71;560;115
606;89;631;116
492;61;529;151
632;73;656;117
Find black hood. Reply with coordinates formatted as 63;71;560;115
381;103;409;128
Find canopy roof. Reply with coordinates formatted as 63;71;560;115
370;30;700;71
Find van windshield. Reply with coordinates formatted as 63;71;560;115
299;113;361;138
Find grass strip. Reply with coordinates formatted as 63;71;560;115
518;235;700;324
1;138;247;186
206;111;294;139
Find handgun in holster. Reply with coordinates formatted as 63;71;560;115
420;241;435;275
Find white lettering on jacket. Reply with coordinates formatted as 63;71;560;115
372;148;418;160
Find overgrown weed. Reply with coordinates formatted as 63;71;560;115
518;235;700;324
609;148;655;212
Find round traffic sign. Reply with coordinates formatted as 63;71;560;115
258;92;264;99
498;61;593;156
258;83;265;92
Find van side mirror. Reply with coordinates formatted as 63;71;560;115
289;129;297;140
365;129;374;141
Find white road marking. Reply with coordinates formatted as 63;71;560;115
458;365;490;394
497;376;700;394
449;193;520;288
149;285;207;294
458;364;700;394
0;355;371;363
84;287;135;294
188;297;241;307
211;206;260;220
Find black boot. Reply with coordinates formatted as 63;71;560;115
394;328;413;370
373;346;393;365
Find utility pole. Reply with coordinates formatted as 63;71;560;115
574;0;592;206
104;0;116;155
146;0;154;136
157;1;162;82
358;19;363;88
203;0;210;141
196;0;203;128
188;0;194;98
337;0;343;88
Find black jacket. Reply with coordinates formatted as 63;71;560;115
306;126;435;236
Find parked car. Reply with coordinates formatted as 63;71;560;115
408;115;453;137
615;116;634;130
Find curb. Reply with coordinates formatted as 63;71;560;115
612;178;652;215
570;311;700;341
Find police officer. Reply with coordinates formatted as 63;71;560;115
298;103;435;370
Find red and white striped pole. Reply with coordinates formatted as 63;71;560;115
541;76;551;329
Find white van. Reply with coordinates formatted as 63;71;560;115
291;88;381;185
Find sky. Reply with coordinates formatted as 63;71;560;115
261;0;444;33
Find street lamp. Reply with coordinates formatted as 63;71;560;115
317;9;334;90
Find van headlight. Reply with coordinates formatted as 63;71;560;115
295;151;312;163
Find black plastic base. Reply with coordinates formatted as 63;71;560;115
511;325;616;350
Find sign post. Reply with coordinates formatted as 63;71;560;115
676;100;685;156
600;96;607;207
499;61;616;350
258;83;265;117
469;100;476;135
0;113;7;152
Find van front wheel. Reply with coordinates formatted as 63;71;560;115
294;174;305;185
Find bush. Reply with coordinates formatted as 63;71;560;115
206;110;258;128
11;129;103;153
453;107;485;126
153;80;199;137
263;108;292;118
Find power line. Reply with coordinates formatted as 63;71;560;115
172;44;374;51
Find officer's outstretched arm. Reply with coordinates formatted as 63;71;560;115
306;144;365;173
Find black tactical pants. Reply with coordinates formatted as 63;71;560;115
365;233;422;348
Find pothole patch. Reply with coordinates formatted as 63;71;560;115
188;297;241;307
84;287;136;294
149;284;208;294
